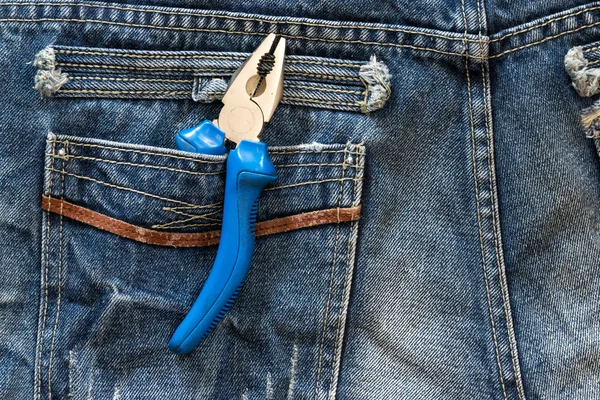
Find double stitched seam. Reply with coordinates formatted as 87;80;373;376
50;154;225;176
70;76;194;83
314;147;347;398
55;49;363;68
284;85;363;95
490;5;600;42
47;143;67;399
37;140;56;400
49;140;224;164
1;2;473;42
152;209;223;229
477;6;525;397
0;18;470;58
489;21;600;59
327;145;358;398
461;0;507;398
59;89;191;96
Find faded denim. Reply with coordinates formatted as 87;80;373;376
1;1;600;399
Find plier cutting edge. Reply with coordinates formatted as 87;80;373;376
169;34;285;354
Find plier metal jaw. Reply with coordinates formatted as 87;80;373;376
169;34;285;354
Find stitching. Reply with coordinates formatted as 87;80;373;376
57;90;361;108
47;143;67;399
490;20;600;59
55;48;362;68
462;1;507;397
283;97;359;107
154;222;222;229
37;140;56;400
59;89;191;95
327;145;359;399
58;62;361;82
164;204;222;212
0;18;469;58
71;76;194;83
264;178;361;191
152;208;222;229
163;207;222;219
57;61;236;73
51;153;225;176
314;147;347;398
1;2;471;41
327;146;350;398
490;5;600;43
50;140;224;164
274;163;353;168
45;167;209;208
584;44;600;53
285;84;364;95
270;149;363;155
480;38;526;400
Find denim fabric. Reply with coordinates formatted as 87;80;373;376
1;1;600;399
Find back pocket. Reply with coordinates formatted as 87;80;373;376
39;132;365;399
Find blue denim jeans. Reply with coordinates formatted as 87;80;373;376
1;0;600;399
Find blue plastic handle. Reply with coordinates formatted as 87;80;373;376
169;121;276;354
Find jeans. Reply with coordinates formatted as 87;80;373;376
1;0;599;399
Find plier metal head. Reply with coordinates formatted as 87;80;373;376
216;33;286;144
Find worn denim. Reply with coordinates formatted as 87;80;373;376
1;1;600;399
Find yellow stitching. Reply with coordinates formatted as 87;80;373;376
50;154;224;176
285;84;363;95
273;163;349;168
55;48;246;60
45;167;208;208
491;20;600;58
71;76;194;83
47;145;67;399
462;1;507;397
163;207;222;219
479;52;525;399
55;48;362;68
264;177;360;191
164;203;222;211
584;44;600;52
0;18;469;57
37;141;56;400
327;146;352;397
2;2;472;41
154;222;222;229
270;149;362;155
58;90;359;108
283;97;359;107
152;209;223;229
314;147;347;398
60;62;361;81
490;5;600;43
57;62;236;73
60;89;190;95
50;140;224;164
587;59;600;66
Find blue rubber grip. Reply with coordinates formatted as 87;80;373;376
169;122;276;354
174;120;227;155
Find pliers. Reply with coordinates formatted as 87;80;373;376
169;34;285;354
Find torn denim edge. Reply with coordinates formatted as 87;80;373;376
358;56;392;113
32;47;69;97
192;56;392;114
564;47;600;138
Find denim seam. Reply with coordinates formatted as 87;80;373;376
55;49;363;68
489;20;600;59
314;147;347;399
51;154;225;176
285;85;364;95
264;178;361;191
59;89;191;96
0;2;472;42
462;0;508;397
327;145;360;399
71;76;195;83
490;5;600;42
152;209;223;229
57;62;362;82
47;144;66;399
50;140;224;164
37;139;56;400
0;18;470;58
